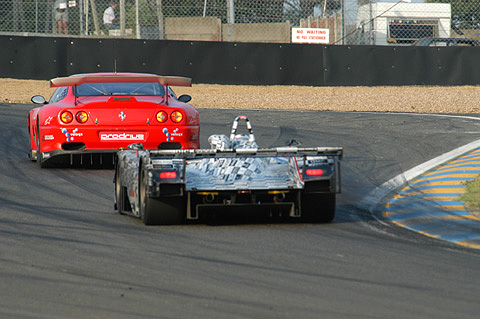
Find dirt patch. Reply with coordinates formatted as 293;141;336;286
3;78;480;113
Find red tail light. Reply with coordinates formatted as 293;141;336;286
306;169;324;176
171;111;183;123
160;172;177;179
156;111;168;123
60;111;73;124
76;111;88;123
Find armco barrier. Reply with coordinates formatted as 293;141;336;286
1;34;480;86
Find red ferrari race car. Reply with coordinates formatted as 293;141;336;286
28;72;200;167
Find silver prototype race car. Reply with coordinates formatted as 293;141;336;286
114;116;343;225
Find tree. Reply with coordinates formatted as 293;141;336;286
427;0;480;30
284;0;340;25
235;0;285;23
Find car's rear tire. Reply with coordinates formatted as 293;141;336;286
35;122;49;168
28;124;37;162
115;165;125;214
36;136;48;168
301;193;336;223
139;168;185;225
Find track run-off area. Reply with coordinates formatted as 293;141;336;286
383;146;480;249
1;104;479;319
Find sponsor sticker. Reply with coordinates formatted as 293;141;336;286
44;116;53;125
162;128;183;141
100;132;145;141
61;128;83;141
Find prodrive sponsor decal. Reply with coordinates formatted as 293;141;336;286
100;132;145;141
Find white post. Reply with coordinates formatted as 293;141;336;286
226;0;234;41
35;0;38;33
85;0;89;35
136;0;140;39
227;0;234;24
120;0;125;36
79;0;83;35
157;0;165;40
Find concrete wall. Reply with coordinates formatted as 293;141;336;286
164;17;290;43
222;22;291;43
165;17;222;42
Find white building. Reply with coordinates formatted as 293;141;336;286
356;2;451;45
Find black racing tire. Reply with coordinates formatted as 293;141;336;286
36;128;47;168
28;124;36;162
139;168;185;225
35;120;49;168
301;192;336;223
115;164;125;214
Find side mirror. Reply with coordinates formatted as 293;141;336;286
31;95;47;105
178;94;192;103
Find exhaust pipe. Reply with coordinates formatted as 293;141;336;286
274;192;286;203
203;193;215;203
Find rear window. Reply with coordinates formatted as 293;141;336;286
75;82;166;96
49;86;69;103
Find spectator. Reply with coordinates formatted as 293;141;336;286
103;2;119;30
53;0;68;34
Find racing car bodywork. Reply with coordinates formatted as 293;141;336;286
114;116;343;225
28;72;199;167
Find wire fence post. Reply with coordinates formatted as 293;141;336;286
1;1;479;45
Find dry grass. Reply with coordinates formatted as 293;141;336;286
3;78;480;113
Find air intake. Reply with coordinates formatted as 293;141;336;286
62;142;86;151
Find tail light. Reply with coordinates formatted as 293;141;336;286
60;111;73;124
306;169;324;176
156;111;168;123
171;111;183;123
160;172;177;179
76;111;88;123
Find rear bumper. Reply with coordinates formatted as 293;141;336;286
37;125;200;154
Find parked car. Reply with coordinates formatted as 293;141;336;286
412;37;480;46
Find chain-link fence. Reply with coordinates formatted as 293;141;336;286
0;1;478;45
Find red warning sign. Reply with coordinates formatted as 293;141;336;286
292;28;329;44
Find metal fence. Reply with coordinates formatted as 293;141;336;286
0;1;479;45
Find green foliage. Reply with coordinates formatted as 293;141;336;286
426;0;480;29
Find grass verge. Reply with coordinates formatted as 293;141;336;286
460;177;480;214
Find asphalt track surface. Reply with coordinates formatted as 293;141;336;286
1;103;480;319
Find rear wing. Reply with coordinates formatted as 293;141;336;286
50;74;192;88
146;147;343;159
145;147;343;194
